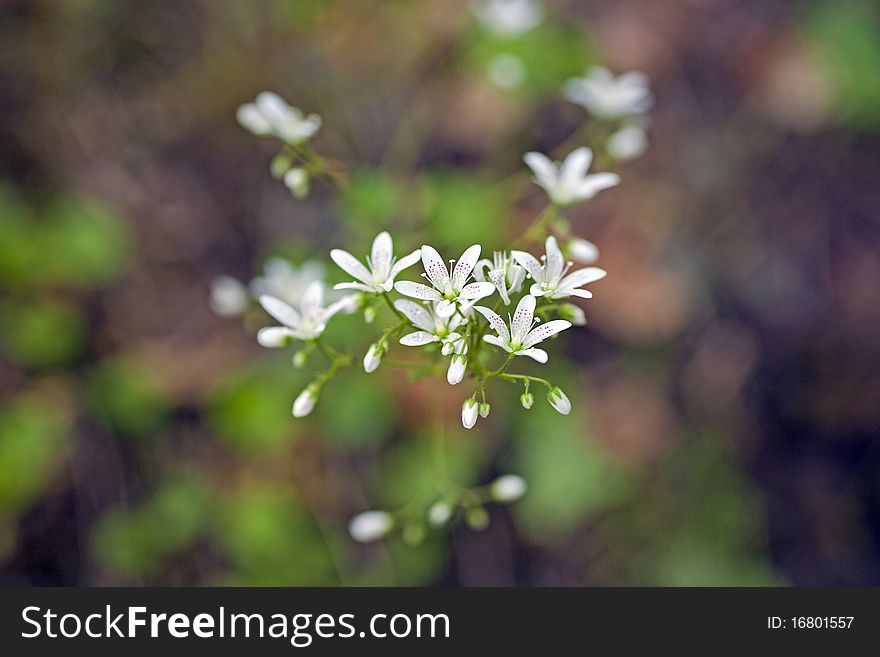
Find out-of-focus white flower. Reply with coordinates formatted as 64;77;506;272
462;398;480;429
209;275;250;317
487;53;526;89
283;167;310;198
607;125;648;161
520;391;534;409
331;231;421;294
475;251;525;306
563;66;653;119
474;294;571;364
447;354;468;385
395;300;467;354
471;0;543;37
524;147;620;206
249;259;325;307
395;244;495;317
547;386;571;415
490;474;528;502
292;384;319;418
427;501;453;528
348;510;394;543
257;282;355;345
236;91;322;145
512;236;607;300
566;238;599;264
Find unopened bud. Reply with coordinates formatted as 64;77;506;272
292;384;319;418
270;153;293;179
558;303;586;326
427;501;454;528
547;386;571;415
461;398;479;429
283;167;310;199
348;510;394;543
292;350;309;368
363;342;384;373
520;391;534;409
464;505;489;531
364;305;378;324
567;238;599;264
490;474;527;502
478;402;490;418
402;523;426;546
447;355;467;385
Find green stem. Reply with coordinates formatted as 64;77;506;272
514;204;559;249
382;292;408;322
498;373;553;389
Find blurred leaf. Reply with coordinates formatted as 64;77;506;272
315;370;395;448
0;298;86;368
419;171;507;249
339;168;403;228
87;357;171;437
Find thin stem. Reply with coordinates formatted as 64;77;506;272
498;373;553;389
513;204;559;249
382;292;408;322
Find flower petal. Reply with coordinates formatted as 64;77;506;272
371;231;393;279
559;266;607;289
511;294;536;343
489;269;511;305
300;281;324;315
545;236;565;281
394;280;442;301
259;295;301;328
483;334;513;352
473;305;511;343
560;147;593;189
511;250;543;282
523;319;572;348
459;281;495;301
420;244;450;290
389;248;422;279
330;249;372;285
399;331;437;346
523;152;557;191
577;173;620;199
452;244;481;289
515;347;548;363
435;299;456;317
334;282;375;292
394;299;435;332
256;326;295;347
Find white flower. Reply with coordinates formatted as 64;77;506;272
566;238;599;264
487;53;526;89
462;398;479;429
395;244;496;317
209;275;250;317
249;258;325;306
547;386;571;415
607;125;648;161
427;501;453;528
474;294;571;363
394;300;467;354
475;251;526;306
563;66;653;119
512;236;606;299
236;91;322;145
471;0;543;37
292;385;319;418
283;167;310;198
490;474;527;502
524;147;620;206
331;231;420;294
257;282;354;345
348;511;394;543
447;354;468;385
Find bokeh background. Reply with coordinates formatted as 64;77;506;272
2;0;880;586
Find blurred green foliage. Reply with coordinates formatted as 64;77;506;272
0;298;86;368
87;358;171;438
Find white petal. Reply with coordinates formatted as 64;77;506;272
459;281;495;300
255;91;292;130
511;294;536;343
236;104;272;135
559;267;607;289
559;288;593;299
529;282;549;296
523;152;558;191
323;294;358;320
394;280;442;301
394;299;435;332
330;249;372;285
473;305;511;343
371;231;393;278
259;295;301;328
300;281;324;315
515;347;548;363
256;326;295;347
452;244;481;289
523;319;572;348
399;331;437;346
577;173;620;199
389;249;422;279
511;250;543;282
560;147;593;187
489;269;511;305
435;299;456;317
483;334;513;352
545;236;565;281
420;244;450;290
334;282;375;292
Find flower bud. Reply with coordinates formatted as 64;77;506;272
607;125;648;161
520;391;534;409
547;386;571;415
402;523;426;546
364;305;378;324
209;275;249;317
464;505;490;531
348;510;394;543
427;501;453;528
566;238;599;264
558;303;587;326
283;167;310;199
447;355;467;385
441;341;455;356
292;350;309;368
270;153;293;179
461;398;479;429
478;402;491;418
292;384;319;418
363;342;383;373
490;474;528;502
